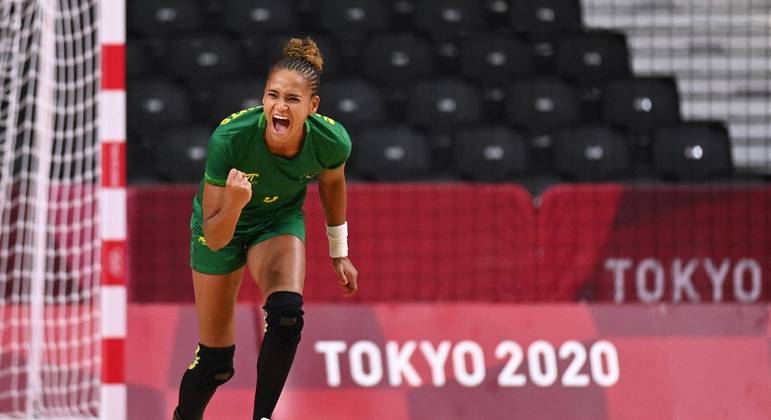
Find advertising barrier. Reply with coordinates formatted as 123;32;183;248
128;303;771;420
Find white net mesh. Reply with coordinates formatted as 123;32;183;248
0;0;100;418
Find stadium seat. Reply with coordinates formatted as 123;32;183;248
553;124;631;181
652;122;733;181
349;125;432;181
210;79;265;123
459;33;533;85
219;0;296;37
166;35;243;83
602;77;681;132
407;79;483;131
453;125;529;181
362;34;435;86
413;0;486;40
127;79;190;132
128;0;202;38
318;79;386;128
318;0;391;35
555;30;631;85
151;125;212;183
506;77;581;131
510;0;583;32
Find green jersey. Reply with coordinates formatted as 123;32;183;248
190;106;352;239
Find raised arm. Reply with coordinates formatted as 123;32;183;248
202;168;252;251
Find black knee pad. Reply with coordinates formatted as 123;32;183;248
264;291;304;343
187;344;235;388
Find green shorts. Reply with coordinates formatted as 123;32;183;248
190;211;305;275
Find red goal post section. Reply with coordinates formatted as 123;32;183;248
99;0;127;419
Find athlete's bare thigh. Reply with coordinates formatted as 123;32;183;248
247;235;305;299
192;268;244;347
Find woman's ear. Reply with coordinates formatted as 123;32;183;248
310;95;320;114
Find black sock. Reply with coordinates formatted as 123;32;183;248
253;291;304;420
176;343;235;420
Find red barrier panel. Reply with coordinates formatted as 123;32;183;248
128;303;771;420
127;184;536;302
538;185;771;303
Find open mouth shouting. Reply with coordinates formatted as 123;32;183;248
271;114;291;136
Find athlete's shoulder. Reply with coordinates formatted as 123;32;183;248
307;112;351;148
307;113;352;169
212;105;265;140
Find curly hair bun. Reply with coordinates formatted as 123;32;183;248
283;37;324;74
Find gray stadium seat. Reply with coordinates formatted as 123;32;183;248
459;33;533;85
407;79;483;131
318;79;386;128
510;0;583;32
350;125;432;181
453;125;529;181
413;0;486;40
219;0;296;37
553;124;631;181
602;77;681;132
652;122;733;181
362;34;435;86
318;0;391;35
210;79;265;123
152;125;212;183
506;77;582;132
129;0;202;38
127;79;190;132
166;35;243;82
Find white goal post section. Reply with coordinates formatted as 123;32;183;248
0;0;126;419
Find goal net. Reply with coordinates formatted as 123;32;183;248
0;0;107;418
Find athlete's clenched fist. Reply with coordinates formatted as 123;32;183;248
224;168;252;209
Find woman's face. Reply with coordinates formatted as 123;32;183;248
263;68;320;144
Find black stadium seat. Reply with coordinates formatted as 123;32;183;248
556;31;631;85
151;125;212;183
453;125;529;181
506;77;581;131
210;79;265;123
413;0;486;40
318;79;386;127
166;35;242;82
318;0;391;35
553;125;630;181
219;0;296;37
127;79;190;132
126;41;149;78
652;122;733;181
510;0;583;32
128;0;202;38
602;77;681;132
362;34;435;86
350;125;432;181
407;79;483;131
459;33;533;85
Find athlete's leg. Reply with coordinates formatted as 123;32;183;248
175;268;244;420
247;235;305;420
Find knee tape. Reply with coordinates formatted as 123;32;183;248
188;344;235;387
264;291;304;342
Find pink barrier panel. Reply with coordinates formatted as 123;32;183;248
127;184;536;302
538;185;771;303
127;303;771;420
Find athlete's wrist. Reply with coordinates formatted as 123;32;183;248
326;222;348;258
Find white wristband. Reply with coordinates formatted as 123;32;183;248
326;222;349;258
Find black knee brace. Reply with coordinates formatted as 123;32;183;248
263;291;304;343
187;344;235;387
176;344;235;420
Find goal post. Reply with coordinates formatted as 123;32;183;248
0;0;126;418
